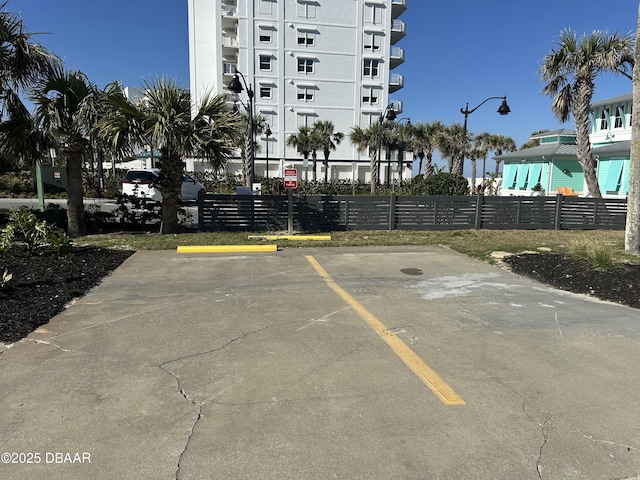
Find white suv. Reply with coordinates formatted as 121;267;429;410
122;169;205;202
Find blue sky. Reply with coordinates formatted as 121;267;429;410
8;0;639;172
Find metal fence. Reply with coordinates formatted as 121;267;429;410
197;193;628;232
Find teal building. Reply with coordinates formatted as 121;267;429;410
496;93;632;197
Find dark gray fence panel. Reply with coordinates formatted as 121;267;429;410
198;193;628;232
297;196;346;231
395;196;477;230
560;197;627;230
479;196;559;229
198;194;290;231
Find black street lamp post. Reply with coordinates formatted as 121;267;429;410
228;71;255;188
376;104;396;195
264;125;272;179
459;96;510;176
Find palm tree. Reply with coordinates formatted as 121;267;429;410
0;96;51;166
539;28;634;197
30;66;99;237
0;4;57;119
473;132;494;179
99;77;240;234
391;121;413;183
350;124;381;194
287;126;314;181
491;134;517;175
437;123;469;176
411;120;444;176
312;120;344;183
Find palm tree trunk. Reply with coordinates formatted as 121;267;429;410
470;159;477;193
311;152;317;182
425;152;433;176
573;79;602;197
159;152;183;234
370;148;378;195
494;160;502;176
451;152;463;176
626;6;640;254
64;145;86;238
323;153;329;183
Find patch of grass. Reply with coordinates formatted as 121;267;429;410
569;235;622;271
74;229;635;265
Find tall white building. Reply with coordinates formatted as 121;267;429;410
187;0;407;182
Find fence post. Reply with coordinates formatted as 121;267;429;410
554;194;563;229
197;189;204;231
388;193;397;230
344;199;350;230
474;194;483;229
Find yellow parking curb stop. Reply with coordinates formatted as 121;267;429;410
177;245;278;253
248;235;331;241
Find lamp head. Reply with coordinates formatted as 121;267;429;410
497;98;511;116
228;74;243;94
265;126;272;136
385;108;397;121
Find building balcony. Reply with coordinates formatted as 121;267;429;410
389;47;405;69
391;19;406;44
391;100;403;115
221;6;237;29
222;6;237;17
391;0;407;18
389;73;404;93
221;35;238;49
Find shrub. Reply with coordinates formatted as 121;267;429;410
411;173;469;196
0;171;33;195
570;236;619;271
1;207;71;256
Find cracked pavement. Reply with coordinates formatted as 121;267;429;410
1;246;639;479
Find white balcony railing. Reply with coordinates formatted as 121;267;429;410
222;6;237;17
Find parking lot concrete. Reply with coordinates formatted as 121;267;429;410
1;245;639;480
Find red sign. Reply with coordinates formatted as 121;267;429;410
284;168;297;188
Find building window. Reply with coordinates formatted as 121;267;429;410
297;58;314;74
364;4;383;25
259;55;272;71
297;86;314;102
297;31;315;47
297;1;316;19
599;108;609;130
362;112;379;127
259;85;272;99
259;0;274;15
362;86;379;105
259;28;273;44
363;59;379;78
364;32;381;51
614;105;624;128
297;113;316;128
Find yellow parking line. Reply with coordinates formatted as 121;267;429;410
305;255;465;406
248;235;331;241
177;245;277;253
